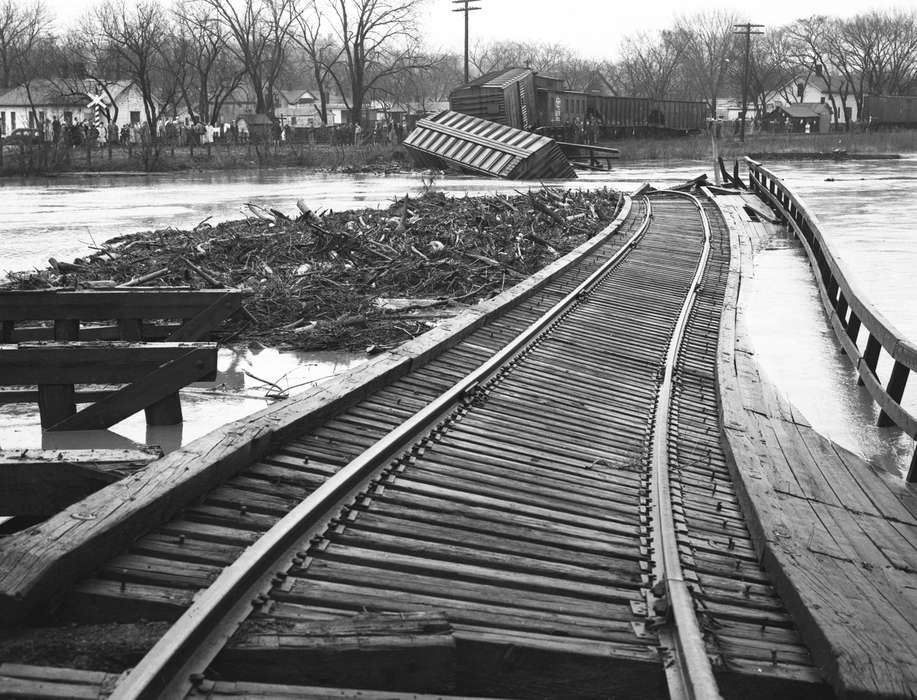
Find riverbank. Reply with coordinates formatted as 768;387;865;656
0;141;407;177
613;130;916;161
3;187;622;352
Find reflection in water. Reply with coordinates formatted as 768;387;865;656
0;346;366;455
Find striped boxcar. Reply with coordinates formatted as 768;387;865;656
449;67;537;130
402;110;576;180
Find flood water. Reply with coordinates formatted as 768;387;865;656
0;158;914;476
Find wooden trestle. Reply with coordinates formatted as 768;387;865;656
0;182;913;699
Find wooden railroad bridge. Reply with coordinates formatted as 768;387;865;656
1;167;916;700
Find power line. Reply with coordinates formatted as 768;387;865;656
734;23;764;143
452;0;482;84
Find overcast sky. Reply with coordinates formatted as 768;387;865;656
43;0;876;62
417;0;867;60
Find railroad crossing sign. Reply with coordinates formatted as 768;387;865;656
87;92;107;131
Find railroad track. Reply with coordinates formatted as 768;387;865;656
1;190;827;699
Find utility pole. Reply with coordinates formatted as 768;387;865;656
452;0;482;84
734;22;764;143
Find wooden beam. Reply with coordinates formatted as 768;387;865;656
0;289;245;323
0;449;159;516
0;342;217;385
214;612;455;693
10;323;180;343
48;349;216;431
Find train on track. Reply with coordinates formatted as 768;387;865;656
861;94;917;127
448;67;707;138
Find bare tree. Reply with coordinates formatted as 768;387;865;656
746;28;803;117
176;2;246;123
199;0;299;115
295;1;342;124
81;0;178;135
322;0;432;125
617;29;690;100
676;10;741;118
0;0;50;90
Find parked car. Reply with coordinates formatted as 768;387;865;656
2;128;43;145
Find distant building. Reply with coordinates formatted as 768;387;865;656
766;102;833;133
0;79;150;135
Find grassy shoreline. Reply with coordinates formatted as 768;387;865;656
4;129;916;177
0;142;407;177
608;130;917;162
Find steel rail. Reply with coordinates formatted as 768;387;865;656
647;191;721;700
108;198;654;700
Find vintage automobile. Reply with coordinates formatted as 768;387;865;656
2;128;43;145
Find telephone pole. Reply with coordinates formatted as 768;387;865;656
734;22;764;143
453;0;482;84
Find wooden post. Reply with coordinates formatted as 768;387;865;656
143;314;184;425
86;143;91;168
836;293;848;320
38;320;79;429
878;361;909;427
144;394;183;425
846;311;861;345
859;334;881;386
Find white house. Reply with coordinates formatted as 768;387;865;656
0;79;150;136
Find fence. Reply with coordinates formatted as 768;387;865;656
746;157;917;480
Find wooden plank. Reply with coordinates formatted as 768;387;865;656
0;289;241;322
0;449;158;516
48;349;216;431
714;191;917;699
215;612;456;693
0;342;217;385
10;323;179;342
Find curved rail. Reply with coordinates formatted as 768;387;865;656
747;158;917;481
648;192;721;700
109;201;657;700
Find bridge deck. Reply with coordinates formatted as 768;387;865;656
715;191;917;699
0;185;913;699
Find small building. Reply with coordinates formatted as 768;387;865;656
0;79;149;136
275;89;322;128
766;103;832;134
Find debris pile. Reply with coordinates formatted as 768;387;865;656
4;187;623;351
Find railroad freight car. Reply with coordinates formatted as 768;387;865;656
862;95;917;127
448;67;537;130
649;99;708;133
450;67;707;138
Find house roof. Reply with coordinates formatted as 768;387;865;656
278;89;316;105
0;78;138;108
0;80;85;107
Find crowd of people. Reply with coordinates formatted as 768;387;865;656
10;111;410;150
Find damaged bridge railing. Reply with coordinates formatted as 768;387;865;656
747;157;917;481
